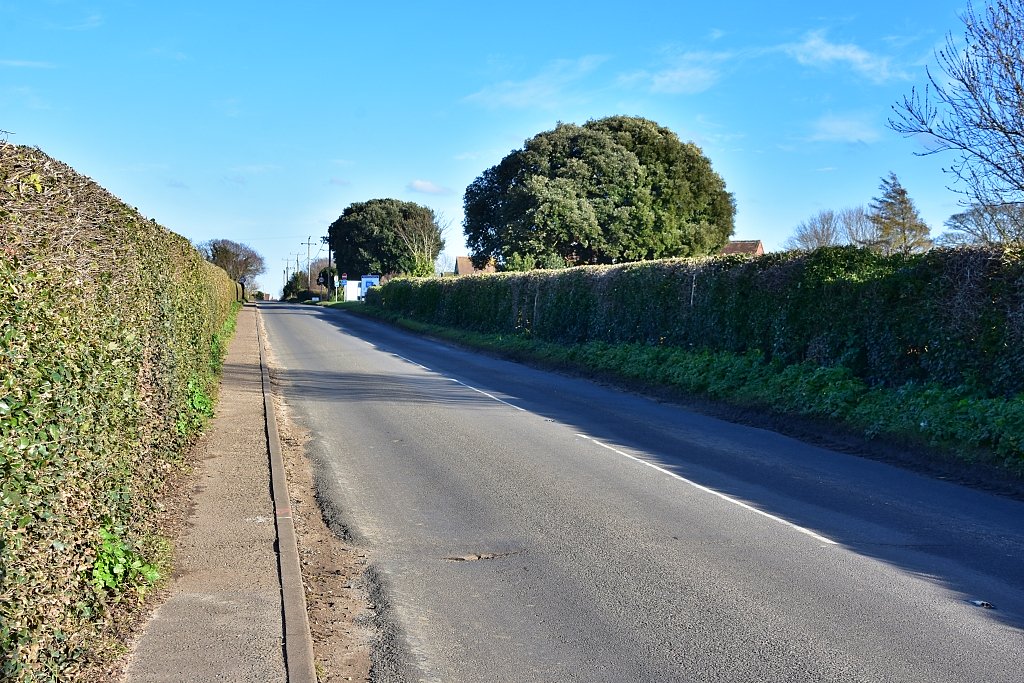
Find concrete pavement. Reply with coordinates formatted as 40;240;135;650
123;304;312;683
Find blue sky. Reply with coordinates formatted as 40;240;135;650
2;1;972;293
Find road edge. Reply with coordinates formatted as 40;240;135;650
256;303;318;683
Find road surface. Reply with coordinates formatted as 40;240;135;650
260;301;1024;683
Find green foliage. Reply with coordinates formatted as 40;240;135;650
353;305;1024;474
867;173;933;254
463;115;734;268
0;143;240;681
328;198;445;277
370;245;1024;398
90;526;159;596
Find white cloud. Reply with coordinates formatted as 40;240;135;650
57;14;103;31
465;55;607;109
0;60;56;69
620;51;730;95
149;48;188;62
807;113;881;143
214;97;242;118
408;179;451;195
231;163;277;174
328;177;351;187
785;30;905;83
5;86;49;110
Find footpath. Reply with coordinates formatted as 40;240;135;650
122;304;314;683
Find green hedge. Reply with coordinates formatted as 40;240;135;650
369;246;1024;398
0;144;240;680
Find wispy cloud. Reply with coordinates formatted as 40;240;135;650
214;97;242;118
620;51;731;95
328;177;351;187
0;60;56;69
166;179;190;190
231;163;277;174
807;113;881;143
408;179;452;195
56;14;103;31
5;86;49;110
465;55;607;109
784;30;905;83
149;47;188;62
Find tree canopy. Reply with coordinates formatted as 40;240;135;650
463;116;735;268
867;173;933;255
198;238;265;285
890;0;1024;209
327;199;445;278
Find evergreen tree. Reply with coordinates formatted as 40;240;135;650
867;173;932;255
463;116;734;268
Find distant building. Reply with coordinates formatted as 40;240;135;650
720;240;764;256
454;256;497;275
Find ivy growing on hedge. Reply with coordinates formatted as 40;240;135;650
0;144;240;680
369;246;1024;397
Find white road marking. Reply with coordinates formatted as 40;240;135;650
576;433;838;546
390;353;526;412
384;348;830;544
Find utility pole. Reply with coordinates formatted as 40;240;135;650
290;253;304;288
301;236;316;295
323;235;333;300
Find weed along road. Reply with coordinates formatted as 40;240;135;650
259;301;1024;683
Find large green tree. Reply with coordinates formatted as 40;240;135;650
328;199;445;277
463;116;734;268
867;173;933;255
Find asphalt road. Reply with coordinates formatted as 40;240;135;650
260;301;1024;683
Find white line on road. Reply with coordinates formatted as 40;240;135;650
390;353;527;412
576;433;838;546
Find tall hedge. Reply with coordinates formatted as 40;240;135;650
0;144;239;680
369;246;1024;397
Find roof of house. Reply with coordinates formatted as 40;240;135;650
454;256;497;275
720;240;764;256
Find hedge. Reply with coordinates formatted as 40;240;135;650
368;246;1024;398
0;143;240;680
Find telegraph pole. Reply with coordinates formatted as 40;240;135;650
301;236;316;294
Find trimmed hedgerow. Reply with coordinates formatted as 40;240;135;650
0;143;240;681
370;246;1024;396
366;247;1024;470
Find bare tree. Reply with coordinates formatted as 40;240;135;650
890;0;1024;208
839;205;883;249
198;239;266;285
784;206;884;251
784;209;844;250
391;209;447;277
940;203;1024;244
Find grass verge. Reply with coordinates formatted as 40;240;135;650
325;300;1024;482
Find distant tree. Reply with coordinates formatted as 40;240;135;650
435;252;455;276
463;116;734;268
282;270;309;300
328;199;445;277
867;173;933;255
890;0;1024;208
939;203;1024;245
784;206;884;251
784;210;843;250
199;239;266;285
838;206;881;249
